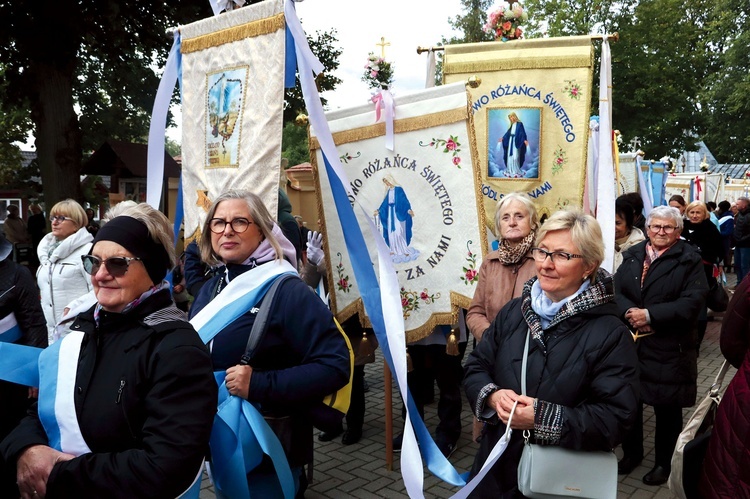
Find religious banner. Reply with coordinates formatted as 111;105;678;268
617;154;640;195
310;83;486;342
180;0;286;240
443;36;594;241
664;173;725;203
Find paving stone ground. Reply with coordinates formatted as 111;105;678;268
199;279;736;498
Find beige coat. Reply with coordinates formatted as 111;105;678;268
466;249;536;340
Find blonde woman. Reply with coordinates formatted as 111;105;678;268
36;199;93;344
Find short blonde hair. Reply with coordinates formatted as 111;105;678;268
494;193;539;239
535;209;604;282
102;200;138;224
50;199;87;228
685;201;709;221
118;203;177;270
199;190;282;266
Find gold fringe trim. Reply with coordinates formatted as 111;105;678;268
185;226;202;245
309;108;467;150
181;13;285;54
466;88;491;253
444;55;593;75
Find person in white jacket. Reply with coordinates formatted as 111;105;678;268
37;199;93;344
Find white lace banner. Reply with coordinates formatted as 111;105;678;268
310;83;487;343
180;0;285;240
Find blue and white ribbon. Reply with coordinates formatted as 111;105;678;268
285;1;467;495
146;32;182;209
0;312;22;344
190;260;297;499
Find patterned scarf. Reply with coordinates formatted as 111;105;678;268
497;231;536;266
641;241;672;288
521;268;615;352
93;281;170;326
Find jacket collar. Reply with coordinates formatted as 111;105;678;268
521;268;616;350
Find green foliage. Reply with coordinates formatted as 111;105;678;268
700;1;750;162
281;122;311;167
435;0;495;85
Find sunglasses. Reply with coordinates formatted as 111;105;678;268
81;255;142;277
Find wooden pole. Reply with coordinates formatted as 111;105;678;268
384;360;393;471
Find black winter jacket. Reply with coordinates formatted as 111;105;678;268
0;290;218;498
190;263;350;467
464;271;639;497
615;239;707;406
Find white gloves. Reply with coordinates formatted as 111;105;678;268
307;231;324;266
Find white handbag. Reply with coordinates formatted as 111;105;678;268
516;330;618;499
668;360;730;499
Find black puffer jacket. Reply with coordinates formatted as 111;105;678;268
615;239;708;407
464;270;639;497
1;290;218;499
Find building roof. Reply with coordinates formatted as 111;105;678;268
711;163;750;179
82;140;180;178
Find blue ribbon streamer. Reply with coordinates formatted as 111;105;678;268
284;26;297;89
323;157;468;486
0;343;41;387
37;340;62;451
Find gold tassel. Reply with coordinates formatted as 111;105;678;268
446;328;460;356
357;331;375;359
406;351;414;373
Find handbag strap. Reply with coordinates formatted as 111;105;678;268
521;328;530;396
709;359;731;398
239;274;294;366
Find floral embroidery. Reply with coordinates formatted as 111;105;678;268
419;135;462;168
400;287;441;319
339;152;361;164
563;79;582;100
461;241;479;285
335;252;351;292
551;147;567;175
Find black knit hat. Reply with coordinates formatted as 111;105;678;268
92;216;171;285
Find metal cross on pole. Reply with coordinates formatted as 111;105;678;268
376;37;390;58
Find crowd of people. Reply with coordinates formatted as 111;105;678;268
0;188;748;497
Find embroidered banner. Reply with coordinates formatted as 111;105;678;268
180;0;286;240
443;36;594;240
310;83;486;343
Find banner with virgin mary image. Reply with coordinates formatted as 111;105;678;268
443;36;594;241
310;83;487;343
179;0;286;240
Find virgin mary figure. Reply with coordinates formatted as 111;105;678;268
376;174;419;263
499;112;528;177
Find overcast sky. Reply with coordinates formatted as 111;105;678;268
295;0;464;110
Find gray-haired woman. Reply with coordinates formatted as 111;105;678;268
464;209;639;496
615;205;708;485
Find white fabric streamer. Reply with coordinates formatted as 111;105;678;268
146;34;181;209
425;49;436;88
596;40;615;274
284;2;424;495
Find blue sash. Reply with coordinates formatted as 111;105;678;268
190;260;297;499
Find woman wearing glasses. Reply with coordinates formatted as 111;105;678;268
463;210;639;497
2;205;217;498
36;199;93;345
615;205;708;486
189;190;350;497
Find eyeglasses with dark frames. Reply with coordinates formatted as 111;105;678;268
531;247;584;263
81;255;142;277
647;224;676;234
50;215;74;224
208;218;253;234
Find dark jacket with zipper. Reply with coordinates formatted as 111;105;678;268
0;290;217;498
190;262;350;467
464;271;639;497
615;239;707;407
